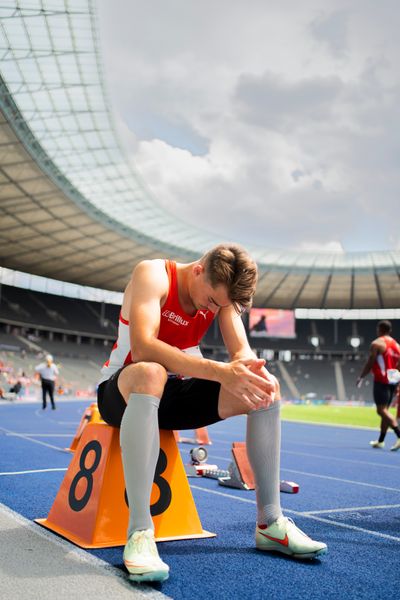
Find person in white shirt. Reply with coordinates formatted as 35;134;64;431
35;354;59;410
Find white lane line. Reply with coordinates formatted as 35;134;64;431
190;484;257;505
205;454;236;463
281;418;377;431
304;503;400;515
0;467;68;476
301;514;400;543
0;502;171;600
282;449;400;470
6;433;73;437
211;419;378;433
207;429;242;436
0;426;70;452
0;400;38;407
284;440;388;451
34;409;55;417
206;454;400;493
280;468;400;492
184;438;232;445
189;485;400;543
32;408;80;425
205;436;400;470
285;440;349;448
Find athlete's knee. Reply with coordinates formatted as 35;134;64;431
250;400;281;416
122;361;168;397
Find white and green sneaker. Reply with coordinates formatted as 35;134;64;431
123;529;169;583
256;517;327;559
370;440;385;449
390;438;400;451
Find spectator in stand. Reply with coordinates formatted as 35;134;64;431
9;380;22;396
357;320;400;451
35;354;59;410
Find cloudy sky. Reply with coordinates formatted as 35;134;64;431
97;0;400;254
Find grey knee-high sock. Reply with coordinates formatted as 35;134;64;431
120;393;160;537
246;401;282;526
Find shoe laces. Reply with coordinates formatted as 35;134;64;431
282;517;309;539
129;529;157;556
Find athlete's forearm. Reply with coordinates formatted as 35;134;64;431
228;342;257;362
230;350;256;361
132;337;226;382
132;334;272;400
359;356;375;378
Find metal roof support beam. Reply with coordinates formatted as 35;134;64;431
290;273;310;309
374;270;384;309
320;273;332;309
261;271;289;306
349;268;355;310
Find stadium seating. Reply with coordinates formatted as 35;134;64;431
0;285;118;337
1;285;399;403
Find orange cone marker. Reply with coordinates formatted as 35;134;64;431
37;423;215;548
177;427;212;445
67;403;104;452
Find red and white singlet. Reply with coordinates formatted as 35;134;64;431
99;260;215;383
372;335;400;384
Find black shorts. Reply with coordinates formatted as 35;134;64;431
97;367;223;430
373;381;397;406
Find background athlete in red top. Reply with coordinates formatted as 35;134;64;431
357;320;400;450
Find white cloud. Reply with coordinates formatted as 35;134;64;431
98;0;400;253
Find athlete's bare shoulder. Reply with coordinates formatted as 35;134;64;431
121;259;169;317
133;258;167;277
371;337;386;353
131;259;169;294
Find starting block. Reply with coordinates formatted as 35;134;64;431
184;446;218;477
218;442;299;494
36;422;215;548
175;427;212;445
67;402;104;452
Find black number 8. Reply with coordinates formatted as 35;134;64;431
124;448;172;516
151;448;172;516
69;440;102;512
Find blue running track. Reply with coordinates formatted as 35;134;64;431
1;400;399;600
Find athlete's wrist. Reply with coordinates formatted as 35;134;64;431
205;359;228;384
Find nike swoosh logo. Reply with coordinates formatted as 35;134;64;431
259;531;289;547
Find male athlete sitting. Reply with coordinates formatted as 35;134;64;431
97;243;327;582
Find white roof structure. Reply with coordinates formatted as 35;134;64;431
1;0;400;309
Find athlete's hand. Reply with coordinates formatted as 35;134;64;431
247;362;278;407
219;358;273;410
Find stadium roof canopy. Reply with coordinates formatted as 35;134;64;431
1;0;400;310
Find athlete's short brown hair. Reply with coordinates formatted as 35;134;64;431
202;243;258;313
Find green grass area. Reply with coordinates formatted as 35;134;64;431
281;403;398;428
